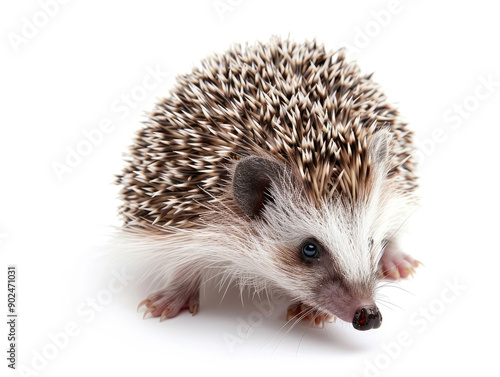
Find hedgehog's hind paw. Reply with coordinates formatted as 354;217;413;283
138;287;200;321
286;303;335;329
379;249;421;280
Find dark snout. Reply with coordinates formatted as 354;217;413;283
352;306;382;331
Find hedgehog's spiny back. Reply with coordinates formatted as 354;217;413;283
117;38;417;228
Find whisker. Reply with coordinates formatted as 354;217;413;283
273;307;315;354
386;206;421;244
376;205;421;265
244;308;274;340
377;299;400;311
296;312;318;357
378;280;415;296
257;305;313;355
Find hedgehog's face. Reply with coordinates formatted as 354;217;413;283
231;132;405;330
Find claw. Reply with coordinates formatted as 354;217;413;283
314;316;324;328
379;244;422;281
143;305;156;319
409;259;422;277
286;303;333;328
399;266;413;279
138;289;200;321
387;267;400;280
159;306;173;322
137;299;151;312
189;302;199;316
286;303;302;321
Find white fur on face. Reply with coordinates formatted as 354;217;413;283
110;136;417;323
229;146;417;321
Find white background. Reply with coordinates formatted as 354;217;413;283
1;1;499;376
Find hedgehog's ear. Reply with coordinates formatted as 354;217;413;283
232;156;282;218
369;128;393;169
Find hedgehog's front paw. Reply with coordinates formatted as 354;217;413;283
379;248;421;280
138;288;199;321
286;303;335;329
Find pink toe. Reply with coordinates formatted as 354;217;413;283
381;260;400;280
397;259;415;278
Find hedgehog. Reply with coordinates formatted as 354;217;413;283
115;37;420;331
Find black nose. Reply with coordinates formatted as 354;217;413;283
352;307;382;331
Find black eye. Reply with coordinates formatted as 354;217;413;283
302;242;320;260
